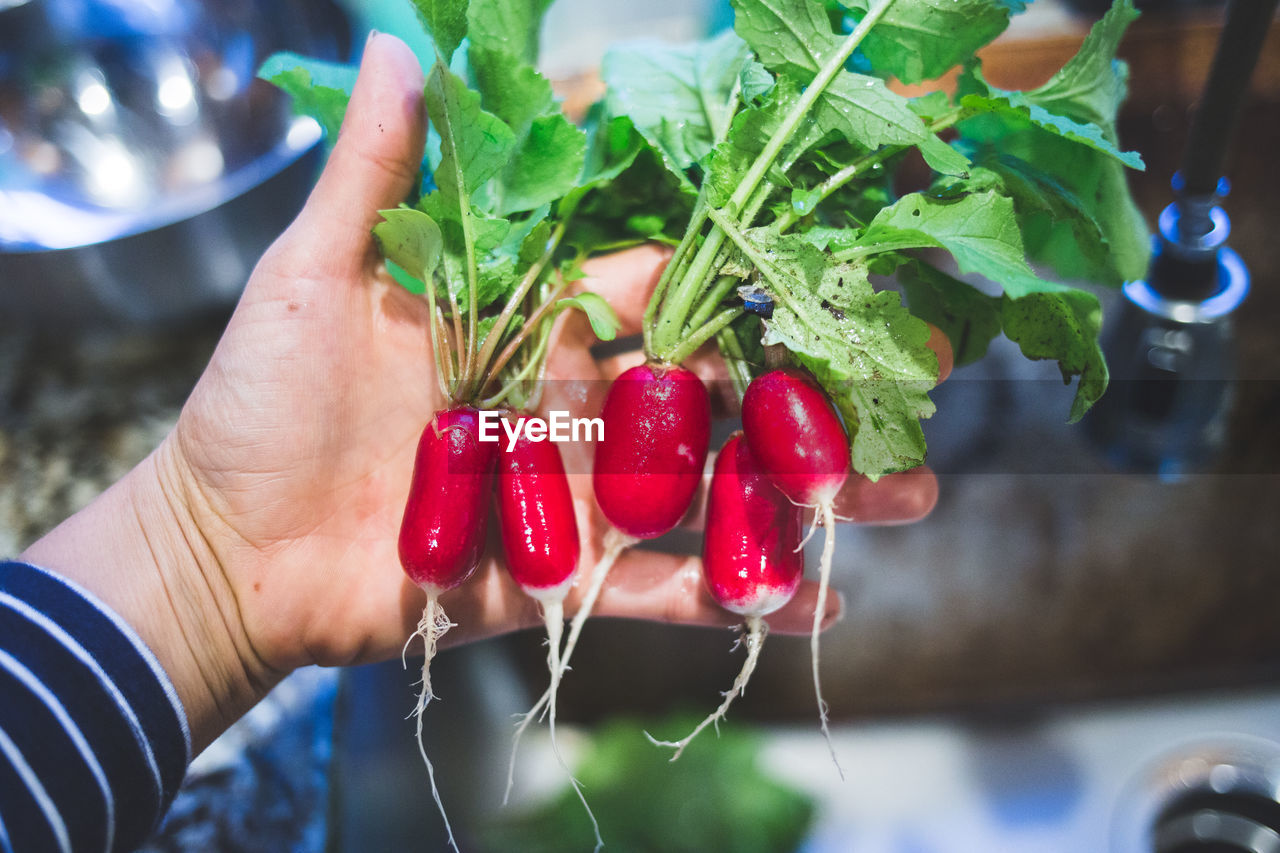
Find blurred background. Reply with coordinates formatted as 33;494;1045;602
2;0;1279;850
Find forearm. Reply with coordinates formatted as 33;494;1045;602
19;438;281;755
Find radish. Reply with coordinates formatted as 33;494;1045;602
398;406;497;852
649;432;803;759
505;362;711;801
593;362;712;539
565;360;710;671
570;360;711;665
495;415;602;850
741;367;850;774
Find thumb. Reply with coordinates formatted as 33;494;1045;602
290;33;427;269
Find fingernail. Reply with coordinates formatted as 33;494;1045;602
366;28;380;47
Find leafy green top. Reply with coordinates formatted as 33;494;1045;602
260;0;651;410
599;0;1147;477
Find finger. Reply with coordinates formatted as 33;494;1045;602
926;323;954;384
291;33;427;270
833;466;938;524
584;549;843;636
677;460;939;534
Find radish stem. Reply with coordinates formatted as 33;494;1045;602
646;615;767;761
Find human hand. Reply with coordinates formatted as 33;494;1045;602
22;33;948;753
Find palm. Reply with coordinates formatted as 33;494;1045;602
173;234;645;671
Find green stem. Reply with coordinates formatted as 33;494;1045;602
645;198;709;356
466;222;566;400
483;276;570;396
666;306;743;365
685;274;741;333
716;326;754;401
774;107;969;233
481;322;553;409
651;0;897;359
705;206;807;321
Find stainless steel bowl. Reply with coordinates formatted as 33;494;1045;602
0;0;349;329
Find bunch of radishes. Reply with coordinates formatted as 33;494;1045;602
263;0;1149;844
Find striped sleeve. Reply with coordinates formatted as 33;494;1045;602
0;561;191;853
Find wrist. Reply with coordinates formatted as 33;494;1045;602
20;437;282;753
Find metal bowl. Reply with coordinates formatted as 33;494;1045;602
0;0;349;329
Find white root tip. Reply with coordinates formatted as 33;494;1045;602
405;596;461;853
795;504;822;552
504;529;634;809
648;616;768;763
813;503;845;781
543;601;604;851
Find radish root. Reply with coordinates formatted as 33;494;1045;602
813;502;844;779
402;593;460;853
504;526;636;805
646;615;767;761
542;601;603;851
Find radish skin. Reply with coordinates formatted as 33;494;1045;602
649;433;803;760
398;407;497;852
592;362;711;539
741;368;850;776
496;420;601;850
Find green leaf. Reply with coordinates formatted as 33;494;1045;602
373;207;443;282
468;44;556;132
815;71;938;150
851;190;1064;298
959;90;1144;169
897;258;1002;365
425;63;515;210
602;30;752;178
1019;0;1140;130
951;158;1114;285
739;59;776;105
916;134;972;177
705;77;814;208
1001;289;1109;421
730;0;844;79
561;119;692;255
515;215;552;267
952;0;1149;285
738;231;938;477
257;53;356;141
406;0;470;61
841;0;1014;84
478;113;587;215
385;259;427;295
466;0;553;63
958;97;1150;282
557;293;621;341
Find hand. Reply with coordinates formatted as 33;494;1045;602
22;33;948;753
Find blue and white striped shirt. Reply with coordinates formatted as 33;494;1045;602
0;561;190;853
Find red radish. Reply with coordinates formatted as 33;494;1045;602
507;362;712;801
593;362;711;539
741;367;850;775
649;433;803;759
398;406;497;853
496;416;581;601
496;417;601;849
